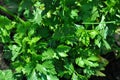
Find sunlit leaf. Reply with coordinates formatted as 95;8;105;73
9;45;21;61
76;57;85;67
56;45;71;57
42;48;58;61
28;70;38;80
47;74;58;80
0;70;14;80
87;55;99;61
72;73;78;80
103;39;111;50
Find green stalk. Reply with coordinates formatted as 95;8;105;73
0;5;25;23
82;21;116;25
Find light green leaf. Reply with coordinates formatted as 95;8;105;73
36;61;56;75
28;28;35;36
32;2;45;25
24;62;34;75
95;36;101;48
47;74;58;80
89;30;98;39
95;15;106;30
56;45;71;57
58;52;68;57
28;37;41;46
84;60;99;67
102;27;108;39
71;9;78;18
36;64;47;75
0;70;14;80
103;39;111;50
31;37;40;43
42;48;58;61
28;70;38;80
64;63;75;74
82;35;90;46
56;45;71;53
0;70;4;80
9;45;21;61
5;70;14;80
91;6;99;21
33;8;42;24
42;61;57;75
87;55;99;61
76;57;85;67
72;73;78;80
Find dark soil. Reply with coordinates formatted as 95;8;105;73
0;43;8;70
89;52;120;80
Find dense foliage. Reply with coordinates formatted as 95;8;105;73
0;0;120;80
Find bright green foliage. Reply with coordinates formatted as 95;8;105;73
0;70;14;80
0;0;120;80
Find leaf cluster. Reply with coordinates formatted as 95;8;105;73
0;0;120;80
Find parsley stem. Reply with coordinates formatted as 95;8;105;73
82;21;116;24
0;5;25;23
